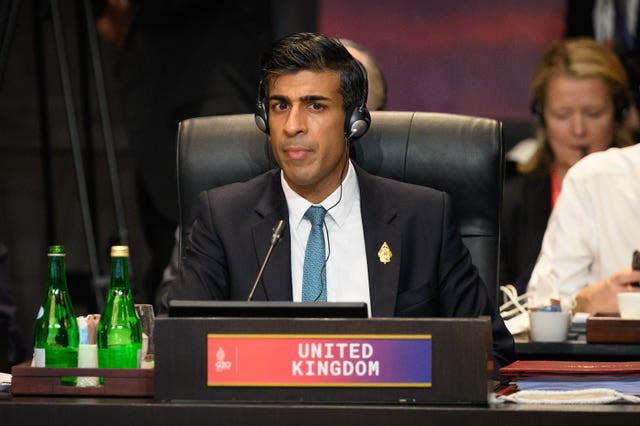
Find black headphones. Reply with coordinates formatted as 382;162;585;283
254;60;371;141
530;91;631;124
254;81;269;134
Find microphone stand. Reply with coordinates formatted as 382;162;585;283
247;220;285;301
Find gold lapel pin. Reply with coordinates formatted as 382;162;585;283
377;242;392;264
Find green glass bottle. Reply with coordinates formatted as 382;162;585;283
33;245;79;385
97;245;142;368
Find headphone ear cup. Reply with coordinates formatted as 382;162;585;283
530;99;544;124
345;105;371;140
254;100;269;134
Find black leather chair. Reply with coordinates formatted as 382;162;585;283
176;111;504;303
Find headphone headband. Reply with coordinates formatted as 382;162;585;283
254;59;371;140
530;90;631;124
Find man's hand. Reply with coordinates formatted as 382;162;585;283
573;268;640;314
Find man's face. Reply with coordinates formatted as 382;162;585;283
544;74;616;173
267;70;348;203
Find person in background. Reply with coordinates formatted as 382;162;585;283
500;37;633;293
340;39;388;111
527;143;640;313
565;0;640;134
155;37;389;311
170;32;514;372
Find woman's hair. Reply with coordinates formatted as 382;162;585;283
520;37;633;174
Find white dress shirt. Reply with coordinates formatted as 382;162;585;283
527;144;640;311
281;161;371;315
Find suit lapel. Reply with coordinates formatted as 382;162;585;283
251;171;292;301
247;167;402;310
357;168;401;317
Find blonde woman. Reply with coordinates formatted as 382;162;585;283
501;38;633;292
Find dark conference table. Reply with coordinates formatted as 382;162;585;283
2;395;640;426
5;318;640;425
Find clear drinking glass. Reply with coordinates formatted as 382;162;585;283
134;304;155;368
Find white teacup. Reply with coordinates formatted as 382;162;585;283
529;311;571;342
618;292;640;319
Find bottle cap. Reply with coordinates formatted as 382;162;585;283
48;245;65;257
111;245;129;257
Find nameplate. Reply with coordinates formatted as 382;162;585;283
207;334;432;387
155;317;491;404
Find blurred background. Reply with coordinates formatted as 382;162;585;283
0;0;565;369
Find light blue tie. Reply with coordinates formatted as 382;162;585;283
302;206;327;301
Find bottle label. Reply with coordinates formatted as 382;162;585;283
33;348;45;367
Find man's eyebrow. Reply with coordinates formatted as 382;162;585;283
267;95;331;102
268;95;288;102
300;95;331;102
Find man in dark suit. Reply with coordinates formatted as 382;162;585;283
172;33;514;371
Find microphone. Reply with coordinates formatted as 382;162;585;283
247;220;286;301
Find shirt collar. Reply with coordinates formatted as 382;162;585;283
281;161;359;230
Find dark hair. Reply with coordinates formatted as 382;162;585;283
260;33;366;114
